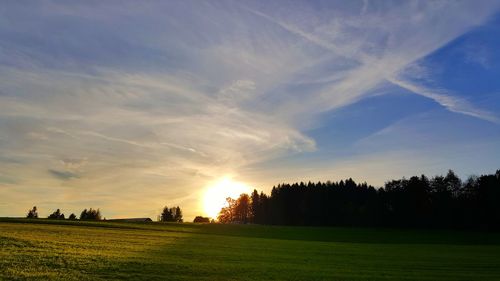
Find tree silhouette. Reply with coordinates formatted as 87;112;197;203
160;206;183;222
174;206;183;222
79;208;102;220
26;206;38;219
444;170;462;198
216;169;500;230
235;193;251;223
160;206;173;221
48;209;65;219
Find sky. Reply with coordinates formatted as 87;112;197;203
1;1;500;220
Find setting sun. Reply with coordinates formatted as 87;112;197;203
203;178;251;219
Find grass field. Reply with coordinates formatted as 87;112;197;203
1;218;500;280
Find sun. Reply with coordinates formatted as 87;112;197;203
203;177;251;219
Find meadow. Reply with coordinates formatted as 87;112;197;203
1;218;500;280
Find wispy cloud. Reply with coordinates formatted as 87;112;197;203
0;1;499;219
388;77;499;123
48;169;80;180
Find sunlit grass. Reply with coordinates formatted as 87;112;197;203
1;218;500;280
0;221;184;280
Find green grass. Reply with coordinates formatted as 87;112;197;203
1;218;500;280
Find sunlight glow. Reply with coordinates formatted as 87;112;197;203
203;177;251;219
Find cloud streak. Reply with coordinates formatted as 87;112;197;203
388;77;499;123
49;169;80;180
0;1;499;219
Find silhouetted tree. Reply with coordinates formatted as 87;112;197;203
26;206;38;219
235;193;251;223
79;208;102;220
160;206;183;222
444;170;462;198
160;206;173;222
251;189;263;223
174;206;183;222
68;213;77;220
48;209;65;219
215;169;500;230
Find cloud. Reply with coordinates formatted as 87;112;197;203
61;158;88;170
462;41;492;68
48;169;80;180
388;77;499;123
0;1;499;219
218;79;256;104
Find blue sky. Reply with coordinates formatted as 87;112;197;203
0;1;499;220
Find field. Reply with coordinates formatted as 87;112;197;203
1;219;500;280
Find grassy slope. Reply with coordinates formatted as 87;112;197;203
1;218;500;281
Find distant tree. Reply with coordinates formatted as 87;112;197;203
160;206;183;222
160;206;173;222
80;209;87;220
193;216;210;223
26;206;38;219
68;213;77;220
48;209;65;219
79;208;102;220
174;206;183;222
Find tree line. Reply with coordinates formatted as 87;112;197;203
218;169;500;230
26;205;184;222
26;206;100;220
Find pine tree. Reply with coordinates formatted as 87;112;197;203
160;206;173;222
174;206;183;222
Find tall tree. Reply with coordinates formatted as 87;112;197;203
444;170;462;197
251;189;261;223
160;206;173;222
235;193;251;223
174;206;183;222
213;169;500;230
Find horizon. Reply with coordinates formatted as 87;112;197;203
1;1;500;221
4;168;497;221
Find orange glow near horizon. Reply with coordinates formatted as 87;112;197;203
203;177;251;219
